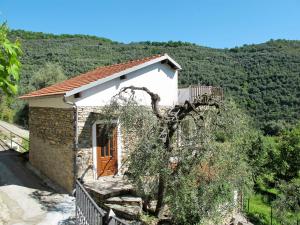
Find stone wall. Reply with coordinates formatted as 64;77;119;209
76;106;159;181
77;106;103;181
29;107;75;193
76;106;132;181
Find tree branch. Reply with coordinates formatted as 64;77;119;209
116;86;221;217
118;86;164;120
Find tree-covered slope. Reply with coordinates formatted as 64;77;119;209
9;30;300;131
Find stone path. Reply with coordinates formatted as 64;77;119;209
0;150;75;225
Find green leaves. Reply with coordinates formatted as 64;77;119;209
29;62;66;91
0;23;22;95
273;178;300;225
104;94;253;224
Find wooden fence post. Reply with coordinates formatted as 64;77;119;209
247;198;250;212
270;206;273;225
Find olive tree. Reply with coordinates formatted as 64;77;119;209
273;178;300;225
29;62;66;91
101;86;254;224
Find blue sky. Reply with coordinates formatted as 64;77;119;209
1;0;300;48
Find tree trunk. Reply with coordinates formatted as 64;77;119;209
117;86;220;218
155;173;165;216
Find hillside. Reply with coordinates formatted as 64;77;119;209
7;30;300;131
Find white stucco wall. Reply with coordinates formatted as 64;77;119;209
27;62;178;108
74;62;178;107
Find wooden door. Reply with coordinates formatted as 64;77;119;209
96;124;118;177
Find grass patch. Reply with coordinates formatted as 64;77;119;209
245;194;299;225
21;138;29;152
245;194;280;225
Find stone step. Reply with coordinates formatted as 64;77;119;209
87;185;135;201
106;196;142;207
104;203;142;220
84;177;135;200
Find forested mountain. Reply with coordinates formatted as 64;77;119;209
7;30;300;131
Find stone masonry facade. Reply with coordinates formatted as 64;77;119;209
76;106;172;181
76;106;101;181
29;107;75;193
76;106;133;181
29;105;138;192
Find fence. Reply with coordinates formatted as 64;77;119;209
178;85;224;104
107;216;129;225
0;124;29;152
75;179;129;225
76;179;106;225
243;197;299;225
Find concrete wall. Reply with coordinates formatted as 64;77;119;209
29;107;75;192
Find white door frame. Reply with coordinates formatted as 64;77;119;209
92;120;122;180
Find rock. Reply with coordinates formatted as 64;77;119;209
145;200;157;214
144;201;171;221
157;205;172;222
85;176;135;200
105;204;142;220
106;196;143;207
230;213;254;225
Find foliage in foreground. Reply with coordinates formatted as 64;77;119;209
101;89;255;224
0;24;22;95
0;62;67;126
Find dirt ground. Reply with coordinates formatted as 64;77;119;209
0;150;75;225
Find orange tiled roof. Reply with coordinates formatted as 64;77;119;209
20;54;164;99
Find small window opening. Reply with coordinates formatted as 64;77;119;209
74;92;81;98
120;75;126;80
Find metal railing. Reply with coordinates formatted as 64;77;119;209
0;124;29;152
75;179;129;225
76;179;106;225
107;216;129;225
0;137;9;150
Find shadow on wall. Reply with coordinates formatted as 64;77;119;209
77;111;107;181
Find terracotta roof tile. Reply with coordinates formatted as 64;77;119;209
20;54;163;99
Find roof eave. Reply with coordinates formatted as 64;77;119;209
164;53;182;70
19;92;66;100
65;54;181;97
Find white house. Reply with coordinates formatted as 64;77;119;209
20;54;182;192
